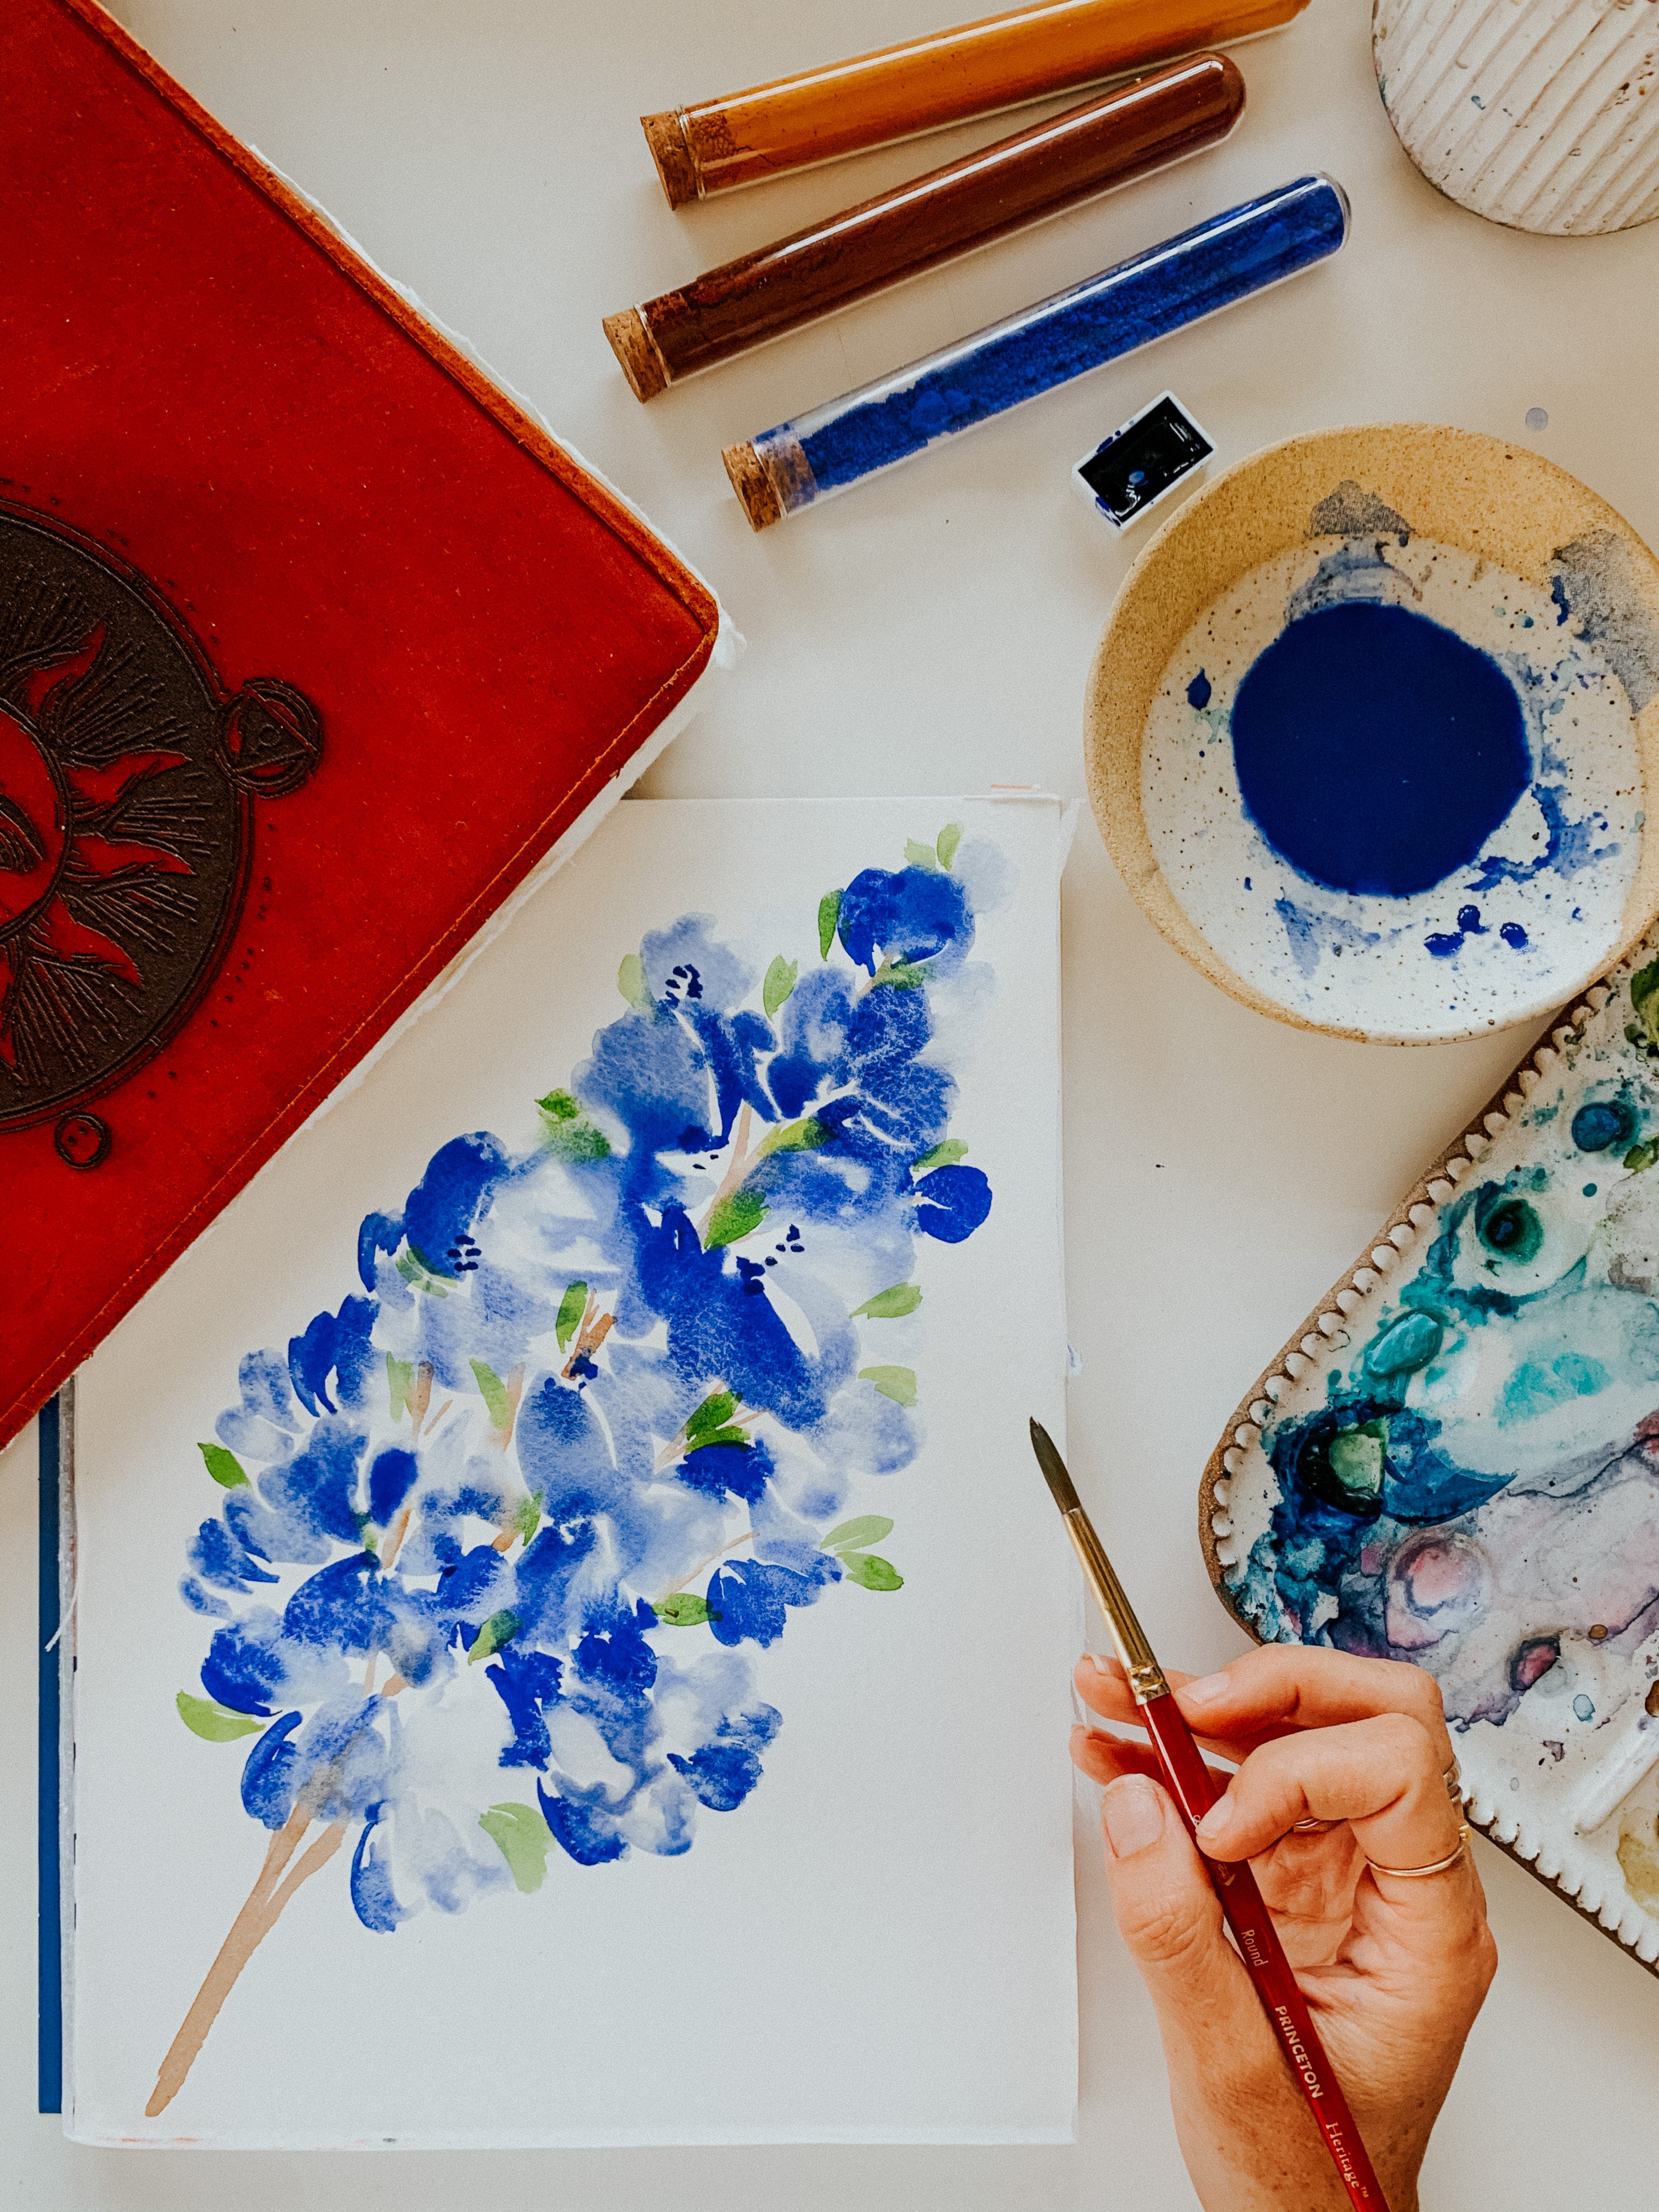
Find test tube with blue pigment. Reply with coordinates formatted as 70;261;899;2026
723;173;1349;529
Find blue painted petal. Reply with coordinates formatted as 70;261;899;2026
368;1446;419;1526
538;1780;627;1866
913;1163;993;1243
240;1709;302;1826
487;1645;563;1768
350;1804;409;1931
403;1133;511;1280
202;1615;290;1714
706;1558;831;1649
188;1515;279;1592
357;1211;404;1291
675;1436;772;1505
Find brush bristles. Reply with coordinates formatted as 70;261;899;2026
1028;1418;1081;1514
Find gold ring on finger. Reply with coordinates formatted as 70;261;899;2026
1365;1823;1470;1880
1291;1816;1336;1834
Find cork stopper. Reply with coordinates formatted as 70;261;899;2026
602;308;670;403
722;442;783;532
640;110;699;208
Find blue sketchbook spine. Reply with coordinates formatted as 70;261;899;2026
38;1392;62;2115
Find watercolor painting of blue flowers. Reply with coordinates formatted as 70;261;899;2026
144;820;1003;2114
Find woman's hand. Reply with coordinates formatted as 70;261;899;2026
1073;1645;1497;2212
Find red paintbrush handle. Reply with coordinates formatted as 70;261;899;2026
1139;1691;1391;2212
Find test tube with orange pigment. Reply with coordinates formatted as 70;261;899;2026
640;0;1308;205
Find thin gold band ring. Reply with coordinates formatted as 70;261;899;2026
1366;1823;1471;1880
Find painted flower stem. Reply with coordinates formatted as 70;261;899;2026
656;1527;754;1600
147;1808;346;2116
695;1100;755;1238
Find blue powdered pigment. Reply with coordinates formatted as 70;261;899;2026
1232;603;1531;898
791;177;1346;492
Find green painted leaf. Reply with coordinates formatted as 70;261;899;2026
537;1087;579;1122
820;1515;894;1553
759;1114;834;1156
556;1279;589;1352
197;1441;249;1489
471;1359;512;1429
479;1801;556;1893
686;1425;749;1453
706;1189;768;1249
468;1609;521;1664
852;1282;921;1319
686;1390;738;1442
177;1690;265;1742
838;1551;904;1592
871;958;929;990
385;1353;414;1423
1632;956;1659;1042
859;1364;917;1407
546;1114;611;1162
394;1245;449;1297
653;1592;713;1627
618;951;652;1013
818;889;842;961
913;1138;967;1176
763;955;798;1018
936;820;963;870
513;1491;543;1544
904;838;938;871
1626;1136;1659;1175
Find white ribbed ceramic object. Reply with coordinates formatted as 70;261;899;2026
1374;0;1659;234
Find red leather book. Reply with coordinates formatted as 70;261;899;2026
0;0;727;1451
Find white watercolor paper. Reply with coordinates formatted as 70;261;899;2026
66;795;1078;2147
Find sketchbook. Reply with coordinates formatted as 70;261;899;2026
64;795;1078;2147
1;0;730;1454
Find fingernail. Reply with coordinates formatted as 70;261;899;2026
1086;1652;1124;1674
1103;1774;1165;1858
1183;1671;1231;1704
1195;1794;1234;1843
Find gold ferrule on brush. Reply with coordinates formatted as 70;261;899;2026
1060;1510;1170;1705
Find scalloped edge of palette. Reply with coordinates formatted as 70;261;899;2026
1197;944;1659;1980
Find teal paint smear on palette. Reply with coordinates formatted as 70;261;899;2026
1234;952;1659;1736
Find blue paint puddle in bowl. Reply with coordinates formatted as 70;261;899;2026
1141;529;1643;1041
1232;602;1531;898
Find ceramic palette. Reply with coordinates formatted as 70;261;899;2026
1201;943;1659;1974
1086;424;1659;1043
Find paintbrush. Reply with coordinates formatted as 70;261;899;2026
1029;1418;1390;2211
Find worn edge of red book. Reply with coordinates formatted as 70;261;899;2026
2;1;740;1452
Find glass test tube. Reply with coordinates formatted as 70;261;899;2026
722;173;1350;531
641;0;1310;205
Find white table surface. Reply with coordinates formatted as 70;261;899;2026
6;0;1659;2202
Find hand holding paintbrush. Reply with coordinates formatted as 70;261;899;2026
1031;1421;1497;2212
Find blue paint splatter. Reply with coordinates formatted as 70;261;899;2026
1232;603;1531;898
1187;669;1212;709
1571;1097;1634;1150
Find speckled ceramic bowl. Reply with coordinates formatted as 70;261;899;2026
1083;423;1659;1044
1374;0;1659;236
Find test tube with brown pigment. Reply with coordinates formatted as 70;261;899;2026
640;0;1307;205
607;54;1244;399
